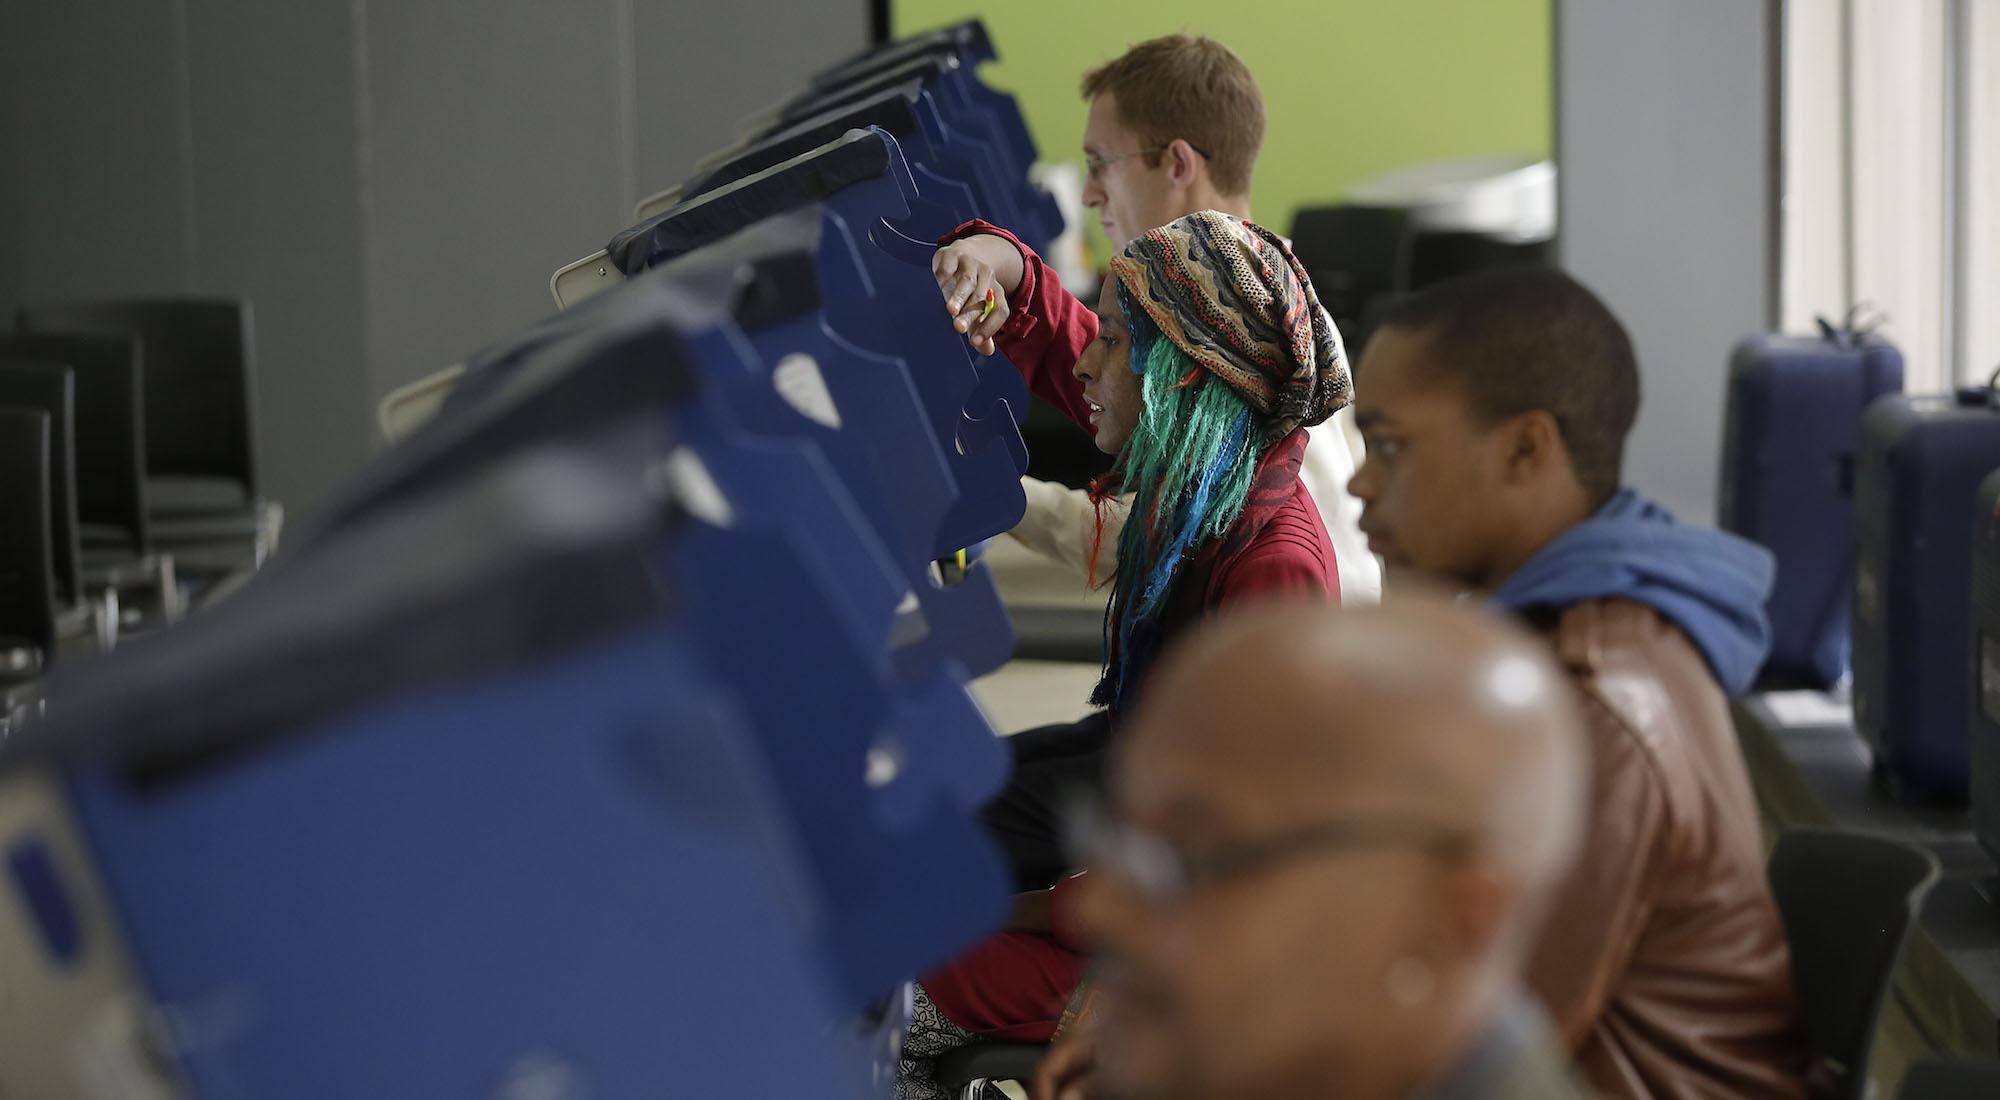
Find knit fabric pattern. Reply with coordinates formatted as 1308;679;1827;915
1107;210;1352;439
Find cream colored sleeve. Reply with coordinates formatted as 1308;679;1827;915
1299;410;1382;606
1006;475;1126;582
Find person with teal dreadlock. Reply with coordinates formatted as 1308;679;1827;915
890;213;1352;1100
936;208;1351;872
943;209;1352;709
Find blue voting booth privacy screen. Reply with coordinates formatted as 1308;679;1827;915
13;21;1054;1098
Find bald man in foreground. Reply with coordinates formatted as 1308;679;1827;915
1035;597;1597;1100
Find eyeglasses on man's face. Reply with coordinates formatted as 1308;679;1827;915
1084;143;1215;180
1064;795;1473;907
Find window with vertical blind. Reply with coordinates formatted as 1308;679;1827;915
1782;0;1998;390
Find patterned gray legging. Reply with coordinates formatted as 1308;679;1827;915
896;983;983;1100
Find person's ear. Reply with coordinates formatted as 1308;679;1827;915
1164;138;1204;189
1384;864;1509;1010
1498;410;1565;486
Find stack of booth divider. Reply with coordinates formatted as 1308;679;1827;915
2;77;1039;1090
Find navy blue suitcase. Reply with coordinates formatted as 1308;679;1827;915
1969;468;2000;859
1852;384;2000;802
1718;328;1903;688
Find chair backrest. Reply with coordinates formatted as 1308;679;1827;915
1287;204;1415;333
0;335;150;556
0;407;58;657
1408;230;1554;290
0;364;81;604
1895;1056;2000;1099
1767;828;1941;1096
16;299;256;499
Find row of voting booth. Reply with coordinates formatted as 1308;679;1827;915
0;21;1043;1099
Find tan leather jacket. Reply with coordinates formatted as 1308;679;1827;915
1525;599;1813;1100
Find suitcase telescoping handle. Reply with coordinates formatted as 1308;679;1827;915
1814;302;1887;350
1963;363;2000;410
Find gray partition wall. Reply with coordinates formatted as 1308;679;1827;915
1556;0;1779;523
0;0;868;513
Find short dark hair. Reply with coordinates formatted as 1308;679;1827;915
1373;267;1640;504
1081;35;1265;196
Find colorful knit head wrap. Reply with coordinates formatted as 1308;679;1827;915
1106;210;1352;439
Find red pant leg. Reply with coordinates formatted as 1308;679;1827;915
920;932;1084;1044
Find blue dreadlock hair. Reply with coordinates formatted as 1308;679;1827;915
1088;283;1263;711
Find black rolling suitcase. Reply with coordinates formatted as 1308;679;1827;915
1852;381;2000;802
1968;468;2000;857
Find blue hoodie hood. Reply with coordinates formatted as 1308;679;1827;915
1489;490;1775;696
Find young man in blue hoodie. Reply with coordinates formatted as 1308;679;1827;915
1347;268;1815;1100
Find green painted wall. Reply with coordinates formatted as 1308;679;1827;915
895;1;1552;254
